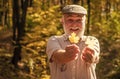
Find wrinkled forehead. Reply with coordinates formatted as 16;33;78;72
63;13;85;18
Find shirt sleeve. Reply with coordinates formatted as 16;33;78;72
87;36;100;63
46;36;62;62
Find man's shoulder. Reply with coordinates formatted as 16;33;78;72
48;35;64;41
49;35;64;38
82;35;99;42
86;36;98;39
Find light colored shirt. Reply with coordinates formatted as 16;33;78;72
46;34;100;79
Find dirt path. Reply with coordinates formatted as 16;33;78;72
0;29;13;53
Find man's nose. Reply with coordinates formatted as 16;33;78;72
71;22;78;26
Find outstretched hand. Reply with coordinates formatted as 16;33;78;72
81;47;96;63
65;44;80;61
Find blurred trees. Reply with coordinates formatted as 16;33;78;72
11;0;30;67
0;0;120;79
0;0;10;27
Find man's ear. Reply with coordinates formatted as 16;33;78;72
83;15;86;22
61;17;64;24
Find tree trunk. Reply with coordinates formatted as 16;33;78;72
28;0;33;7
105;0;111;20
87;0;90;35
0;0;8;27
72;0;80;4
11;0;28;68
12;0;21;67
60;0;66;10
80;0;84;6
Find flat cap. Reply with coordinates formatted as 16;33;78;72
62;5;87;15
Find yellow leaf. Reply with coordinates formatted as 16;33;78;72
69;32;80;44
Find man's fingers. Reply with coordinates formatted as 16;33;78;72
85;47;94;54
82;47;96;63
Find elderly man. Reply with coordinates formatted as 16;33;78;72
46;5;100;79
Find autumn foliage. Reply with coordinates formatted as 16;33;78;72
0;0;120;79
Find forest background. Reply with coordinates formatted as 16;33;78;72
0;0;120;79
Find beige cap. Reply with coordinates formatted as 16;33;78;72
62;5;87;15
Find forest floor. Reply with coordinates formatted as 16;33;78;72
0;29;31;79
0;28;50;79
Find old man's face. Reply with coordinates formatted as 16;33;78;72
62;13;86;37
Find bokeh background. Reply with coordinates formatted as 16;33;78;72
0;0;120;79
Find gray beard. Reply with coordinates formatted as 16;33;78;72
64;29;85;38
77;29;85;38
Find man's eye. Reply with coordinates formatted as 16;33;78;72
66;19;82;23
76;19;82;22
67;19;73;23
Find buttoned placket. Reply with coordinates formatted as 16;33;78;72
63;35;75;79
72;42;83;79
63;34;86;79
72;59;77;79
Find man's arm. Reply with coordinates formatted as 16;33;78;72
82;36;100;64
82;47;99;63
51;44;80;64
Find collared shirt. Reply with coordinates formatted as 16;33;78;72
46;34;100;79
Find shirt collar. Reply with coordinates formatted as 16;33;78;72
63;34;86;43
